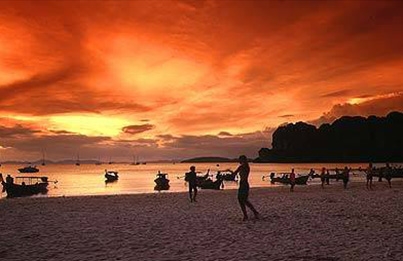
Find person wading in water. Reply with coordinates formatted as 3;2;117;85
232;155;260;221
185;166;198;202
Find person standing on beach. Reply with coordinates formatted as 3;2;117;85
232;155;260;221
325;169;330;185
185;166;198;202
366;163;374;190
290;168;296;192
342;167;350;189
320;167;326;189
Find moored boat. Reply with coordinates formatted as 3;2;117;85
216;170;237;181
105;170;119;182
1;174;50;198
18;165;39;173
269;172;310;185
198;175;224;190
154;171;170;191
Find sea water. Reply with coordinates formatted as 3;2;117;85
0;162;371;198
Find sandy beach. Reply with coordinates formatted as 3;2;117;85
1;181;403;261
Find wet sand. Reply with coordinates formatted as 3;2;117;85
1;181;403;261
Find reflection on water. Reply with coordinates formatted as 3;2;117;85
0;163;369;198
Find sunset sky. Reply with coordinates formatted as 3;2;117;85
1;0;403;161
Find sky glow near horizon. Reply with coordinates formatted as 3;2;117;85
0;0;403;161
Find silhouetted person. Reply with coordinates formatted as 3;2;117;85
290;168;296;192
5;175;14;184
366;163;374;190
185;166;198;202
377;165;384;182
385;163;392;188
342;167;349;189
233;155;259;221
325;170;330;185
320;167;326;189
335;168;340;181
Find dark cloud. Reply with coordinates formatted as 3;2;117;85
116;138;157;145
0;118;275;161
48;130;76;135
0;67;77;101
278;115;295;118
311;93;403;126
321;90;351;98
218;131;232;137
0;69;151;115
0;125;40;138
122;124;155;135
159;128;274;159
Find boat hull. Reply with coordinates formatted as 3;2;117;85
199;179;223;190
18;168;39;173
2;182;48;198
154;178;170;191
270;175;309;185
105;174;118;182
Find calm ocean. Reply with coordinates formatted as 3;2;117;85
0;162;369;198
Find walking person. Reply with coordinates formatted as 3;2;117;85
185;166;198;202
233;155;260;221
290;168;296;192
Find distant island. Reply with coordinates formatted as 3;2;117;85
181;157;238;163
256;111;403;163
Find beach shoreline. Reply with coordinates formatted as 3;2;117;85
1;181;403;260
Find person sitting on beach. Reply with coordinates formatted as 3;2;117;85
320;167;326;189
185;166;198;202
366;163;374;190
290;169;296;192
232;155;260;221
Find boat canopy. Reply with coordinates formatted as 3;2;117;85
16;176;48;183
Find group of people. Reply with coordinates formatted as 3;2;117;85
185;155;260;221
183;158;401;221
319;167;351;189
364;163;397;189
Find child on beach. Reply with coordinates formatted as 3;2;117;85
232;155;260;221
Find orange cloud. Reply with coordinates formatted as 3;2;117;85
1;0;403;160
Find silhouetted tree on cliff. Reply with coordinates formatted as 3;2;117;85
256;111;403;163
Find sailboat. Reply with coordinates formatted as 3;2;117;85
75;153;80;166
108;156;113;165
130;155;140;165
